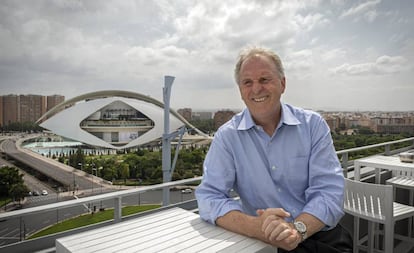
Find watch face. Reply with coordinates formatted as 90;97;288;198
294;221;306;233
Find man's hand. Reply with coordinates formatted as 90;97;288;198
257;208;302;251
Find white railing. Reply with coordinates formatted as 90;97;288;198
0;177;202;222
337;136;414;177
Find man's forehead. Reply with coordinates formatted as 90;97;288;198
240;56;277;76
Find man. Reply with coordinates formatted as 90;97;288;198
195;46;352;252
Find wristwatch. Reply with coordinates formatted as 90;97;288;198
293;220;307;242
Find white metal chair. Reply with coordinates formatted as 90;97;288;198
386;169;414;237
386;169;414;204
344;178;414;253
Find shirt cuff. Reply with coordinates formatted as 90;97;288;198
207;199;242;225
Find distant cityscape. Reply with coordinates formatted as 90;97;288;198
179;108;414;135
1;94;414;135
0;94;64;127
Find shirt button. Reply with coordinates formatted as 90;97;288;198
277;188;282;192
272;165;277;170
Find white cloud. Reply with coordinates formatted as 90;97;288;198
0;0;413;111
294;13;330;31
330;55;409;76
364;10;378;23
321;48;347;62
340;0;381;18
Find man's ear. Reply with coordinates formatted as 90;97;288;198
280;77;286;93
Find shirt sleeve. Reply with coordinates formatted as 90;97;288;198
195;130;243;224
302;115;345;229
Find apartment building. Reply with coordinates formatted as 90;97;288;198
47;94;65;111
321;111;414;134
213;110;235;130
372;115;414;134
177;108;192;121
0;94;64;127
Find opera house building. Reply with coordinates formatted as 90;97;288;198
37;90;208;149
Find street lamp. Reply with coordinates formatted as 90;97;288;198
91;166;95;193
91;166;104;210
92;166;103;194
72;170;77;194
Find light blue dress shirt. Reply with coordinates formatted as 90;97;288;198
195;103;344;229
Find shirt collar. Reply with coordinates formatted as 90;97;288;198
237;103;301;131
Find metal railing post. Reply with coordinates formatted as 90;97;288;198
114;197;122;223
385;144;390;155
341;152;349;177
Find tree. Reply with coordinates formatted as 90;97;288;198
69;147;85;169
0;166;25;197
189;119;214;134
119;163;130;184
0;166;28;205
9;183;29;204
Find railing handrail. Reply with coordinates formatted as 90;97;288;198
0;176;202;220
335;136;414;155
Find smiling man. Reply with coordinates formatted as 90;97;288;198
195;46;352;252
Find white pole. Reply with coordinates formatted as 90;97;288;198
162;76;175;206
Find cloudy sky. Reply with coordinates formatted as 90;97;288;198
0;0;413;111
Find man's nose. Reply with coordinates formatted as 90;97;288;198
251;80;263;93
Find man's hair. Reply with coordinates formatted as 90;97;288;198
234;46;285;84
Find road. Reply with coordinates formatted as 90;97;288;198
1;138;102;192
0;189;195;247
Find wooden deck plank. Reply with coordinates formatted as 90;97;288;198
56;207;276;253
157;224;229;252
179;230;237;253
68;212;198;252
107;217;206;252
58;207;183;246
118;220;213;253
197;233;247;253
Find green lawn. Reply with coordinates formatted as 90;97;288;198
0;197;12;209
29;205;160;239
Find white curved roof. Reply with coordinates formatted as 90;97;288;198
39;90;210;149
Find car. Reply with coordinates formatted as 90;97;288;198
181;188;192;194
33;190;40;196
41;190;48;195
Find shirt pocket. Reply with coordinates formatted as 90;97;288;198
286;156;309;193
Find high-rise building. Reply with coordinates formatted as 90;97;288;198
213;110;235;130
19;94;46;123
0;94;65;126
2;94;19;126
47;95;65;111
177;108;192;121
192;111;213;120
0;96;3;127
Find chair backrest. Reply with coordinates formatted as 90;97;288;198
344;178;393;223
392;169;414;177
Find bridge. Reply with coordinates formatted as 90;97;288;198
0;137;105;193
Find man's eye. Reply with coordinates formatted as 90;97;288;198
242;80;253;86
259;77;272;84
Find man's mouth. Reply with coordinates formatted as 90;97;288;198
252;96;267;102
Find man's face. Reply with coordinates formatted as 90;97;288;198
238;55;286;122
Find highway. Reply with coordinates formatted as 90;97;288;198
1;138;102;191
